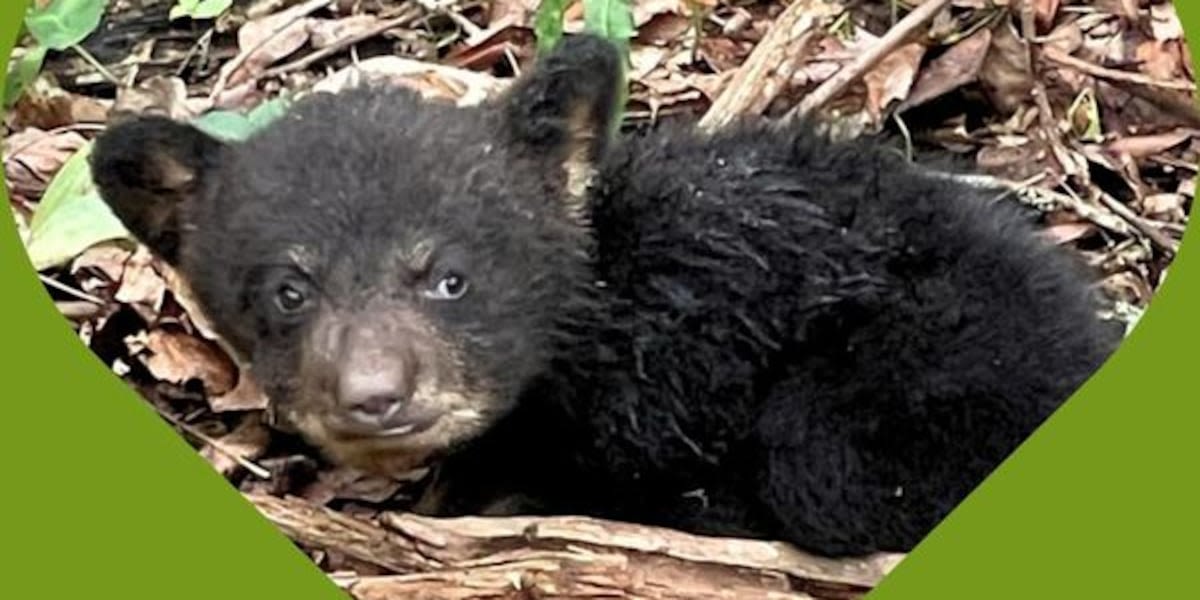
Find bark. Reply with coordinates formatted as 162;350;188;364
249;494;905;600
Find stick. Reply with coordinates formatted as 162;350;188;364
698;0;843;132
254;7;422;83
209;0;335;100
1042;46;1196;92
784;0;953;122
1096;191;1179;256
248;493;904;600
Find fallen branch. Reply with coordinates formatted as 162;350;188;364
1042;46;1196;92
248;493;904;600
784;0;954;122
698;0;843;132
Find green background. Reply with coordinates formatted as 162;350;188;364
1;3;1196;597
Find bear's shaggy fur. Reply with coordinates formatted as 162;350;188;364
91;34;1120;556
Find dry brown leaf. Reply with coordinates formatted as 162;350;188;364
977;142;1047;181
8;78;99;130
446;25;534;71
979;19;1034;115
636;13;692;46
114;246;168;320
862;42;926;121
1042;20;1082;55
1149;3;1184;41
1105;129;1196;159
1135;39;1186;82
112;76;194;121
488;0;540;27
1142;193;1187;219
1033;0;1060;33
313;56;508;106
2;128;87;199
900;28;991;112
224;0;321;87
71;242;132;283
132;327;239;396
1043;222;1097;245
302;467;419;506
307;15;383;49
209;370;271;412
633;0;683;26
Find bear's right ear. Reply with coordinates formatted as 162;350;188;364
90;116;226;264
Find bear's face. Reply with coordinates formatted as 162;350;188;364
90;35;622;472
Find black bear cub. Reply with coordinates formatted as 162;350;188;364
91;35;1120;556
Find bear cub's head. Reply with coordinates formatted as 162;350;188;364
90;35;623;473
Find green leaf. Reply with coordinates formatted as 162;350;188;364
534;0;569;57
26;142;131;271
582;0;632;140
24;0;108;51
582;0;635;46
192;97;292;142
169;0;233;21
4;45;47;108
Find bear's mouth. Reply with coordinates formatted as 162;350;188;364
323;407;443;440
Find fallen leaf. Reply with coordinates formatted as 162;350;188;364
209;370;271;412
313;56;508;106
132;327;238;396
302;467;416;506
1149;3;1184;41
490;0;541;27
2;127;87;199
113;246;168;318
862;42;925;121
1105;129;1196;159
900;28;991;112
979;20;1034;115
224;0;323;87
1043;221;1097;244
636;13;691;45
307;14;382;49
1142;193;1187;219
111;76;194;121
1033;0;1060;33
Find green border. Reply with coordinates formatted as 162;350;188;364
0;3;1196;597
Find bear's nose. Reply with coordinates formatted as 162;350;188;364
336;354;417;426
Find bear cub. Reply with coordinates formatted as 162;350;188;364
91;34;1120;556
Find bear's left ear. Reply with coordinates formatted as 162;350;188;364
499;34;624;211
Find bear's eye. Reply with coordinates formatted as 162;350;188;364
425;272;469;301
274;280;311;314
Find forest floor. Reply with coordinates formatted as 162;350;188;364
4;1;1196;598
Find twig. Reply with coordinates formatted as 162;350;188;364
209;0;335;100
1042;46;1196;92
70;44;121;86
784;0;953;122
254;8;422;83
699;0;843;132
157;408;272;479
40;274;106;305
1096;191;1179;256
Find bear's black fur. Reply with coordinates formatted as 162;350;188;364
90;34;1121;556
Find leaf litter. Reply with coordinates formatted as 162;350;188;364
3;1;1195;597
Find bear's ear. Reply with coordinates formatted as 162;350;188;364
90;116;226;264
499;34;623;212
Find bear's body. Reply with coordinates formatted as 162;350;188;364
427;121;1120;554
91;35;1120;556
